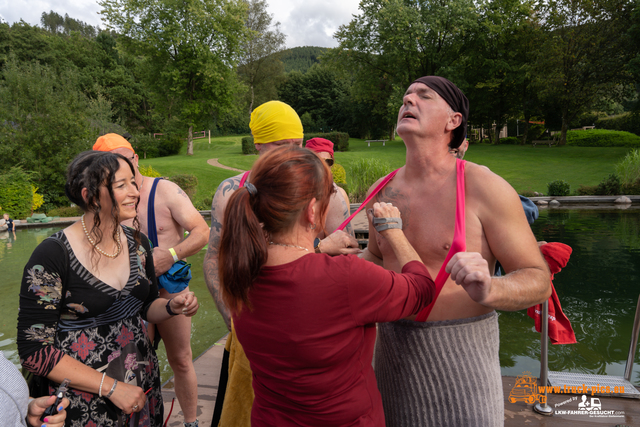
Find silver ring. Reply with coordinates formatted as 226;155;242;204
133;404;139;411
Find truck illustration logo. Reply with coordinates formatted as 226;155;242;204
509;372;547;404
578;395;601;411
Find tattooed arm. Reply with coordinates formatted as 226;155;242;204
203;176;241;331
152;179;210;276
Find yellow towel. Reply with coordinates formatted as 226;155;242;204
218;321;254;427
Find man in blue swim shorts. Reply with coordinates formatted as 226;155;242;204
94;133;209;427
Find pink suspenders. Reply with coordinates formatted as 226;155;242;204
239;171;250;187
415;159;466;321
335;160;466;322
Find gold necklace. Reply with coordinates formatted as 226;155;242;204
81;214;122;259
268;241;309;252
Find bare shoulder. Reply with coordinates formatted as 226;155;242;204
212;173;244;209
210;173;244;234
157;178;192;203
336;183;349;201
465;161;520;208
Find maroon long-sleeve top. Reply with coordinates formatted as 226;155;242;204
234;254;435;426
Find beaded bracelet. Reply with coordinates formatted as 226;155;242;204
98;372;106;397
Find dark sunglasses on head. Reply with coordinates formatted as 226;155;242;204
325;158;334;167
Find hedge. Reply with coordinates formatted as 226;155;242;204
565;129;640;147
498;136;519;145
242;136;258;154
304;132;350;152
595;112;640;137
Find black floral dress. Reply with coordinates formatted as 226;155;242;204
17;227;164;426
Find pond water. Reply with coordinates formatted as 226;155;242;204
500;207;640;386
1;209;639;386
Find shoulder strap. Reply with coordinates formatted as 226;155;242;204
336;169;400;231
147;177;163;248
239;171;250;187
415;159;466;322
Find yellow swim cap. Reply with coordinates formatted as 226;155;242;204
250;101;303;144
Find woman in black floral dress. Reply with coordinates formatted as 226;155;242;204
18;151;199;426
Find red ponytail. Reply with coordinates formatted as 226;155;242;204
219;145;334;313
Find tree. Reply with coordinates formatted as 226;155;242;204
536;0;635;144
463;0;543;144
278;64;351;133
100;0;250;155
0;59;97;206
237;0;286;113
331;0;479;138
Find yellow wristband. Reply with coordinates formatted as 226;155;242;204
169;247;179;263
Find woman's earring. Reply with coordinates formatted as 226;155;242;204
309;223;316;231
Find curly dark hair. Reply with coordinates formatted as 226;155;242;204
65;151;141;261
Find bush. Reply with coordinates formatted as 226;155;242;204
615;149;640;186
47;205;83;217
622;182;640;195
193;192;214;211
348;158;393;203
331;163;347;185
526;124;547;142
595;112;640;136
565;129;640;147
499;136;520;145
242;137;258;154
304;132;350;152
596;174;621;195
32;186;44;212
0;167;34;219
576;185;598;195
547;180;570;196
519;191;538;198
139;164;162;178
157;134;183;157
169;174;198;198
132;133;159;159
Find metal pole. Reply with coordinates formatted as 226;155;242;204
534;300;553;415
624;294;640;382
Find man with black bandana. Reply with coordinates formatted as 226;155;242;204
361;76;551;426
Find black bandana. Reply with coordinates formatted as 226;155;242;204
412;76;469;149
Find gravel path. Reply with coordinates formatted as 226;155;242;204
206;158;246;172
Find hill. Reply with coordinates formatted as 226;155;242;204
280;46;329;73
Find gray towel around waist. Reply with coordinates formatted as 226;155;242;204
374;312;503;427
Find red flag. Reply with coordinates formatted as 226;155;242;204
527;242;578;345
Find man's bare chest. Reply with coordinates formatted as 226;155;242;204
138;190;179;239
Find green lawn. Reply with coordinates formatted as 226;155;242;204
139;136;634;201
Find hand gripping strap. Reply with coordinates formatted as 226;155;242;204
336;169;400;231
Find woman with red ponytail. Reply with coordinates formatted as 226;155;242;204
219;145;435;426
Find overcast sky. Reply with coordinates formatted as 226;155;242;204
0;0;361;48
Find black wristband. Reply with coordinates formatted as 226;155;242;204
166;298;178;316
